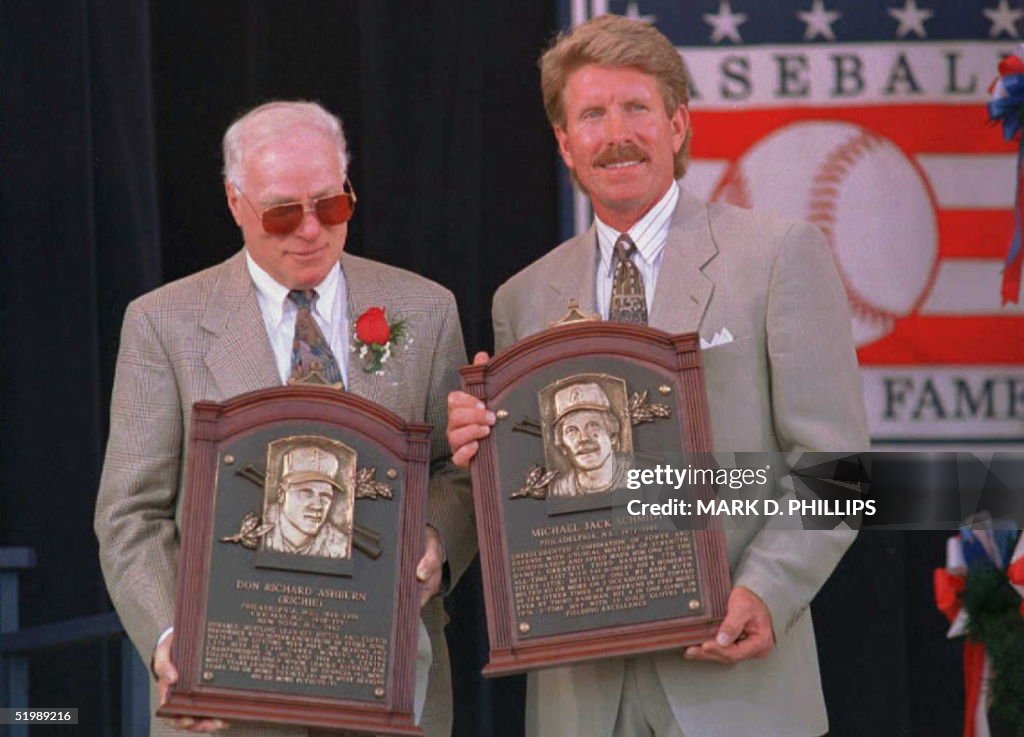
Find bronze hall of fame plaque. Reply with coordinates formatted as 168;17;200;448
462;320;730;676
158;385;428;736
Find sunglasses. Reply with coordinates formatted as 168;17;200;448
234;180;357;235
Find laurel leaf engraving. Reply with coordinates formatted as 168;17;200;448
510;465;558;499
355;466;394;499
220;512;273;550
628;390;672;425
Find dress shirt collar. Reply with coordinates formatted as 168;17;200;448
245;252;341;326
595;181;679;275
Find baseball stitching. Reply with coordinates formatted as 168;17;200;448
711;160;753;210
807;129;899;328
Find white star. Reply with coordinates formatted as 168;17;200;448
888;0;933;39
703;0;748;44
622;1;656;24
797;0;842;41
984;0;1024;38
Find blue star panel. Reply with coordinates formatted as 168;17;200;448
583;0;1018;45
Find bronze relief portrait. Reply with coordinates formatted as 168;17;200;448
261;436;356;560
540;374;634;499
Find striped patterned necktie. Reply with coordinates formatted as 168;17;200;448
288;289;343;386
609;234;648;325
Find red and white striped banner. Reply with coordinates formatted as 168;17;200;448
568;3;1024;445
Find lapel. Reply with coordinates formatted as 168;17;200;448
648;187;717;334
340;253;391;406
546;223;599;321
200;251;282;398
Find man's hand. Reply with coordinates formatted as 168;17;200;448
417;526;445;606
154;633;228;732
446;352;494;467
683;586;774;664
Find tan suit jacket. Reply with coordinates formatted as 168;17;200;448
95;250;474;737
493;187;870;737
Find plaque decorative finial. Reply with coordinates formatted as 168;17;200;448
287;368;344;390
549;299;600;328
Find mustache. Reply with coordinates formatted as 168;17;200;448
593;143;647;168
572;441;602;455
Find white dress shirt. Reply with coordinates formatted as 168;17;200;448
594;181;679;320
245;253;350;388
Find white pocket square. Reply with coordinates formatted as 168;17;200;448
699;327;734;350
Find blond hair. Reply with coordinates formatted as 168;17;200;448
539;15;691;178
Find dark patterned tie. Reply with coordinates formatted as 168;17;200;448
288;290;343;386
609;234;648;325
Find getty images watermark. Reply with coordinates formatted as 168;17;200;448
620;454;877;526
617;452;1024;530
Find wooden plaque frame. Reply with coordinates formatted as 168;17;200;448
461;322;730;676
158;385;428;736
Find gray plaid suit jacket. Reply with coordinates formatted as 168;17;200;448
95;250;474;737
493;187;870;737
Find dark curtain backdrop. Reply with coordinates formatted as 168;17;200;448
1;0;162;731
1;2;961;735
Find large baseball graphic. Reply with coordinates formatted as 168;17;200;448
711;121;940;346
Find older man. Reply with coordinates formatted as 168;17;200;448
96;101;473;736
447;15;869;737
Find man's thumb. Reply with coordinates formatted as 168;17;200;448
715;610;745;647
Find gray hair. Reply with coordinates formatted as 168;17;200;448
222;100;349;188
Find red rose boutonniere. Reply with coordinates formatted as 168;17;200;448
354;307;408;374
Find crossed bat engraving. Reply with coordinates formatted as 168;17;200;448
227;463;385;560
